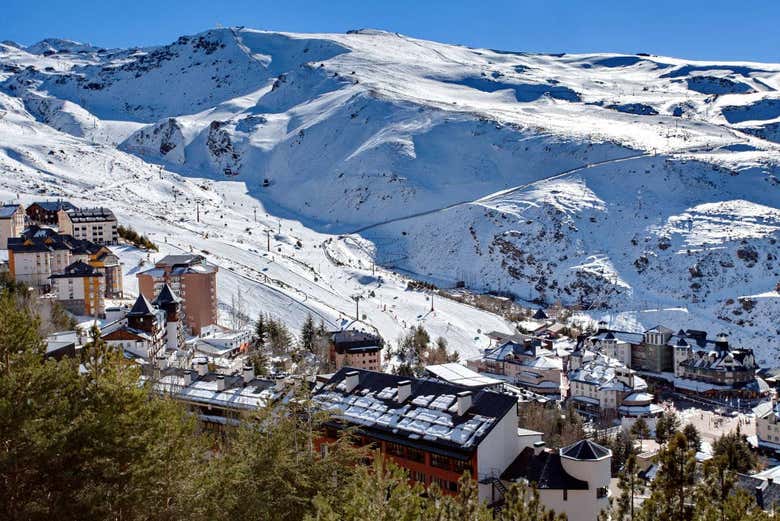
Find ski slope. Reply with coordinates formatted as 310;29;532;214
1;28;780;360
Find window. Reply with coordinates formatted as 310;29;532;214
406;447;425;463
430;454;450;470
563;489;568;501
412;471;426;484
386;442;405;458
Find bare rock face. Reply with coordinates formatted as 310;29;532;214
122;118;186;164
207;120;241;175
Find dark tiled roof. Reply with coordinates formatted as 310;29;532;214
66;207;116;222
127;294;155;317
501;447;589;489
157;254;204;267
561;440;610;460
532;308;549;320
735;474;780;511
152;284;181;306
331;330;383;353
30;200;76;212
50;260;102;279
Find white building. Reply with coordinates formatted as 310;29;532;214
568;348;660;418
58;207;118;245
755;401;780;453
501;439;612;521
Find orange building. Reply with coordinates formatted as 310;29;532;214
137;254;218;335
312;368;520;504
48;260;105;317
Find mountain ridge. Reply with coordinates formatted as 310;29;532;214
1;27;779;359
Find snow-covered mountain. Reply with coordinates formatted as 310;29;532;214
1;28;779;360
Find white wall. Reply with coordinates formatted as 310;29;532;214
538;489;606;521
476;404;519;501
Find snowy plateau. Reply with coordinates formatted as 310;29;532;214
1;28;780;362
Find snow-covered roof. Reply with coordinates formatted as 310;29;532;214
313;368;517;455
424;363;503;388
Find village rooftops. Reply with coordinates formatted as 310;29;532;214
144;365;279;412
313;367;517;458
569;354;646;392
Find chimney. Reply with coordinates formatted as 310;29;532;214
396;380;412;403
533;440;547;455
196;359;208;377
457;391;473;416
156;355;168;370
715;333;729;352
182;370;192;386
216;375;225;391
344;370;360;392
243;364;255;384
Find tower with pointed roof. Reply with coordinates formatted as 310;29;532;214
127;293;158;334
153;283;184;350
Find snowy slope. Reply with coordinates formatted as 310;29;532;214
1;28;780;360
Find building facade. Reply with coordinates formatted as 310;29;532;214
0;204;25;249
48;260;105;317
313;368;520;504
137;254;218;335
501;440;612;521
7;227;123;297
329;330;383;371
26;200;76;225
57;207;118;245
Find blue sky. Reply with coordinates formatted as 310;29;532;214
3;0;779;62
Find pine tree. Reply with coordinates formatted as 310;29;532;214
301;313;316;353
655;411;681;445
712;427;756;474
631;417;650;452
639;431;696;521
253;314;267;349
614;454;643;521
683;423;702;452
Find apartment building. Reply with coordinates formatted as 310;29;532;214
329;330;383;371
313;368;520;503
0;204;25;249
137;254;218;335
754;401;780;454
7;226;123;297
48;260;105;317
26;200;76;225
57;207;118;245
